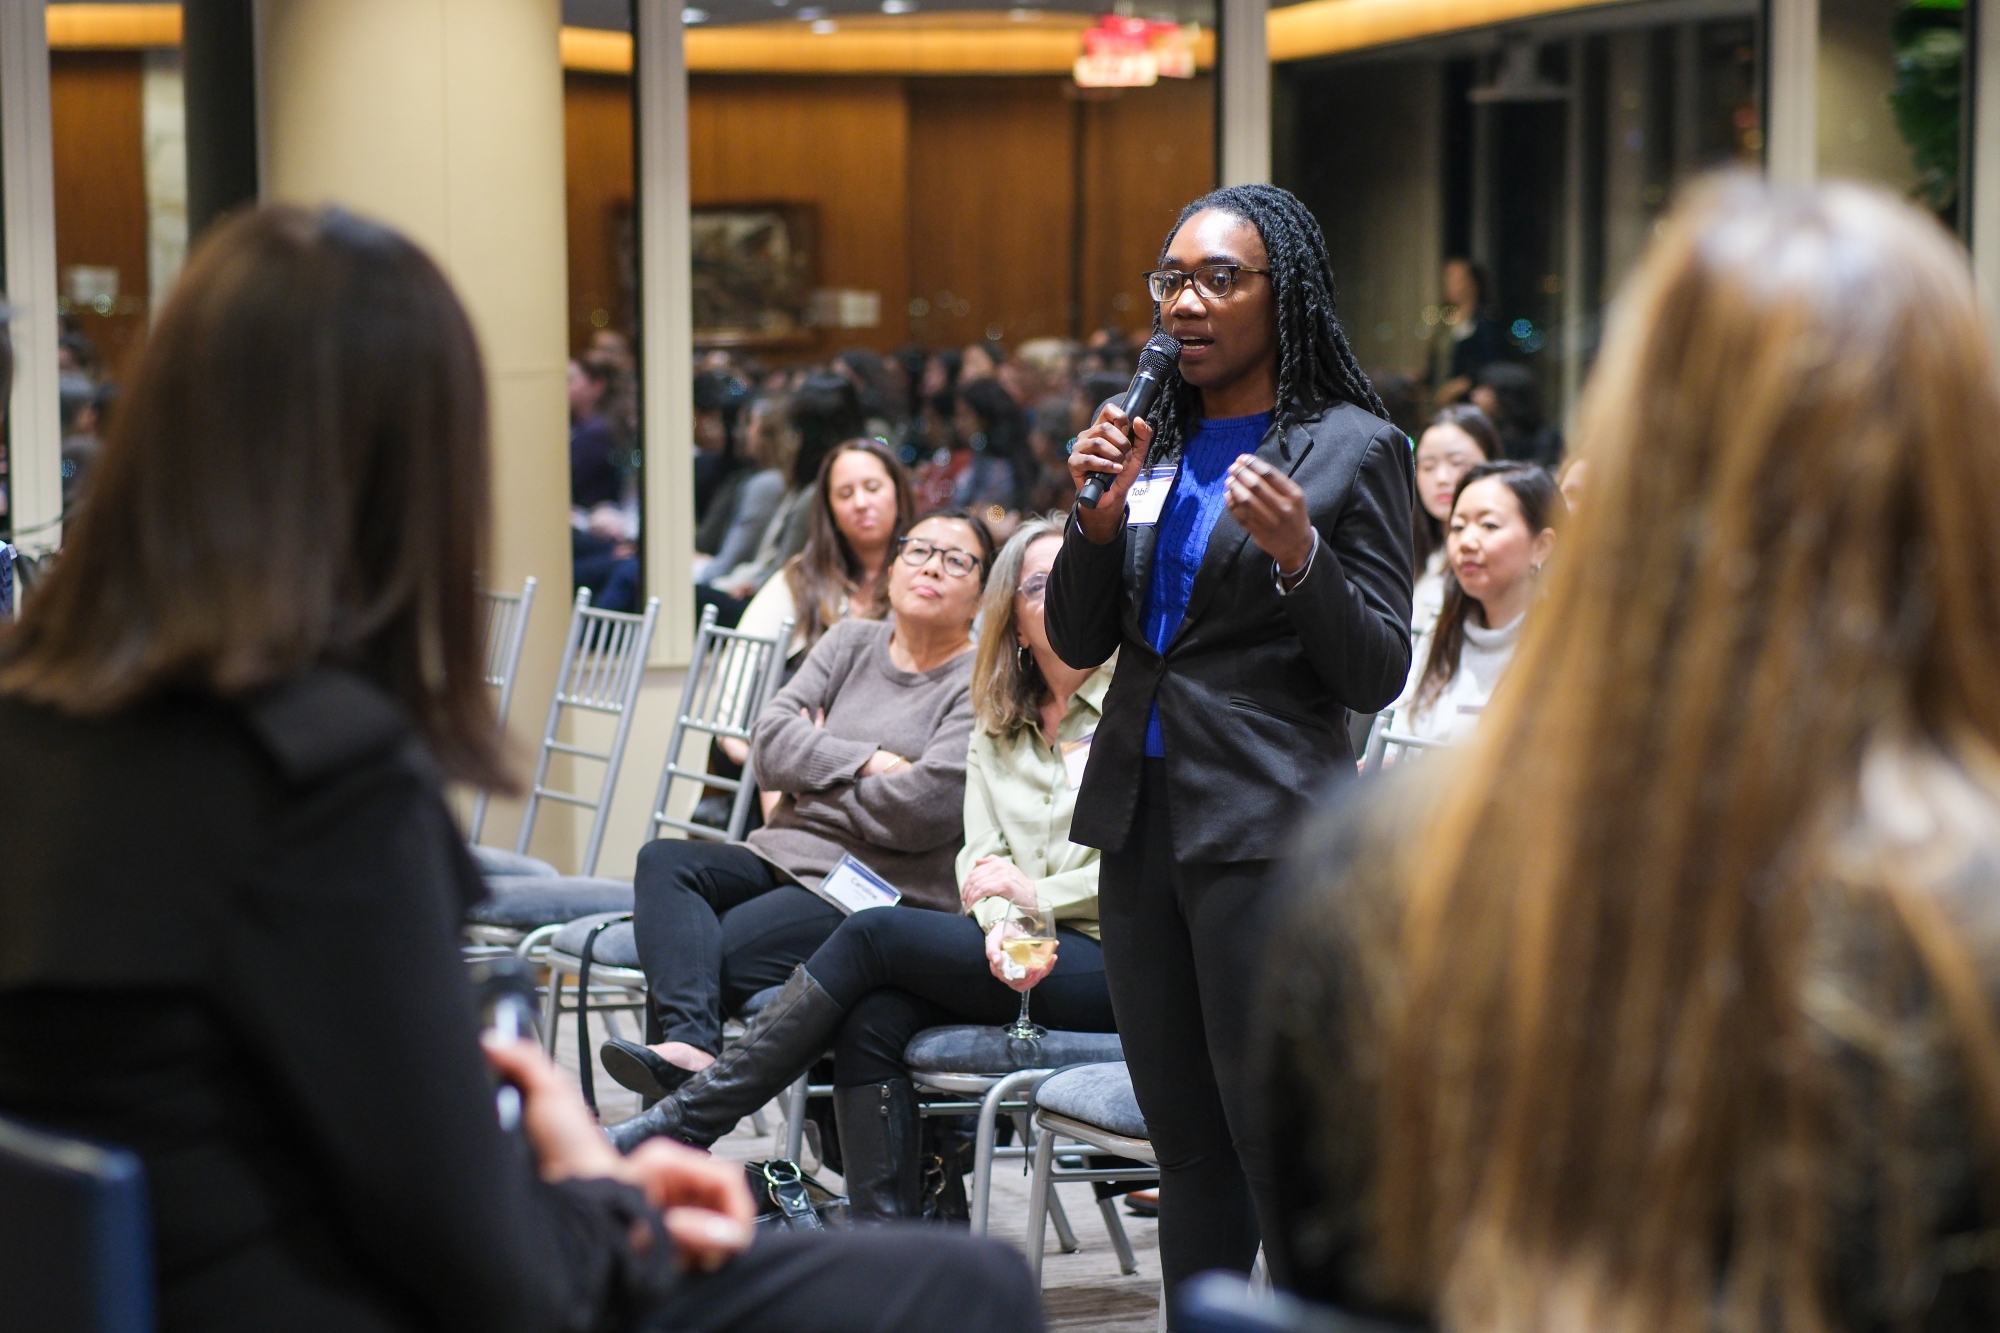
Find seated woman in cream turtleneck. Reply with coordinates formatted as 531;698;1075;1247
1391;461;1563;747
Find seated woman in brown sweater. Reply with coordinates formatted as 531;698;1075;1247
605;521;1118;1219
618;510;993;1106
1260;178;2000;1332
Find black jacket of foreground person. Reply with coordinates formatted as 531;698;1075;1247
0;670;677;1333
1045;400;1413;862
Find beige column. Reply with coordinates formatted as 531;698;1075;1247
257;0;574;866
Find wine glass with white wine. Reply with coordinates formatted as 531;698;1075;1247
1002;905;1057;1041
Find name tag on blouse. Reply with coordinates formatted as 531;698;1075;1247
816;854;902;915
1124;466;1178;526
1061;733;1094;789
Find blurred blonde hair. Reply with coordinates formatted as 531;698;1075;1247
1372;176;2000;1333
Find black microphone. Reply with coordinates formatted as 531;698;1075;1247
1077;332;1182;510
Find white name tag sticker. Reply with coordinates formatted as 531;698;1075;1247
816;854;902;915
1123;466;1178;526
1061;733;1094;789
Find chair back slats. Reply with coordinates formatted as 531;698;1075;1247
1358;706;1451;776
648;604;794;846
516;589;662;877
469;576;537;843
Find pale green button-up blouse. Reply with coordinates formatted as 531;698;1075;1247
959;664;1114;941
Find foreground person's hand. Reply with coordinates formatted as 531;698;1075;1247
483;1036;624;1182
484;1039;752;1271
621;1139;756;1272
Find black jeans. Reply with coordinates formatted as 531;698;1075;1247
1098;759;1281;1292
805;907;1115;1086
631;840;843;1053
645;1226;1042;1332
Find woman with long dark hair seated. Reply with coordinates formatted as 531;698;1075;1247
1389;460;1561;747
0;206;1038;1333
605;520;1117;1218
606;511;994;1109
734;438;913;670
1262;179;2000;1330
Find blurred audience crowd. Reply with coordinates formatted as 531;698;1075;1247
565;329;1143;616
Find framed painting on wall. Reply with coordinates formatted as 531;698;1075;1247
688;204;816;348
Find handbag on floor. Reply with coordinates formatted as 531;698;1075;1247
744;1158;849;1231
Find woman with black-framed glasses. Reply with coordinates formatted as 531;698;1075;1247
606;511;995;1132
1047;183;1415;1298
603;519;1120;1222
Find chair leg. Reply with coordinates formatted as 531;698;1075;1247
1047;1184;1081;1254
781;1074;809;1161
972;1070;1044;1236
1099;1196;1139;1275
1027;1122;1057;1289
748;1107;770;1136
540;967;566;1056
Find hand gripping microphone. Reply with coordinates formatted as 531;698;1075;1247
1077;332;1182;510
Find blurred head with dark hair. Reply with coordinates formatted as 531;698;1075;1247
0;205;511;791
787;372;866;489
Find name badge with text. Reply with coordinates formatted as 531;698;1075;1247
1124;466;1178;526
815;854;903;915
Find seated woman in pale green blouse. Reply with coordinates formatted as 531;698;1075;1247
608;517;1117;1219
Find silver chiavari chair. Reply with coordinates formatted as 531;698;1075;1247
514;589;661;878
469;575;537;844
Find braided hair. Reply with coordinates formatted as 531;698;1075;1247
1145;184;1387;465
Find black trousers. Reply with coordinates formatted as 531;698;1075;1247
631;840;843;1052
645;1226;1042;1333
1098;759;1281;1292
805;907;1115;1086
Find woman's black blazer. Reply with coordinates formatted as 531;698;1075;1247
0;670;675;1332
1046;400;1414;864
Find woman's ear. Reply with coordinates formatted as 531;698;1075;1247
1531;526;1558;571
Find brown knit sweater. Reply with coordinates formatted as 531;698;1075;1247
745;618;975;912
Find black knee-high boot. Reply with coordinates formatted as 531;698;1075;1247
607;967;843;1153
833;1077;922;1219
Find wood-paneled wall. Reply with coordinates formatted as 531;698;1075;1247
1076;75;1218;337
689;76;909;353
50;51;151;370
564;70;1215;358
905;78;1078;348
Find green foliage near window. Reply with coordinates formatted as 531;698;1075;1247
1889;0;1964;221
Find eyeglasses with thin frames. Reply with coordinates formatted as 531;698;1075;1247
897;537;982;578
1144;264;1272;303
1018;572;1050;604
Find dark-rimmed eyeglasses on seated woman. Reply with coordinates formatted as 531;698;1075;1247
896;535;983;578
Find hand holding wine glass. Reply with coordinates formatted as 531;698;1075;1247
997;904;1057;1039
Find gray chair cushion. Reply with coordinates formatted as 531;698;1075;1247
903;1025;1123;1076
468;878;633;931
547;913;640;968
469;845;560;878
1033;1062;1147;1140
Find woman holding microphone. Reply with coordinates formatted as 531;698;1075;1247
1046;184;1415;1296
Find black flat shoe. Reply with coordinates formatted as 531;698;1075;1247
599;1038;697;1100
